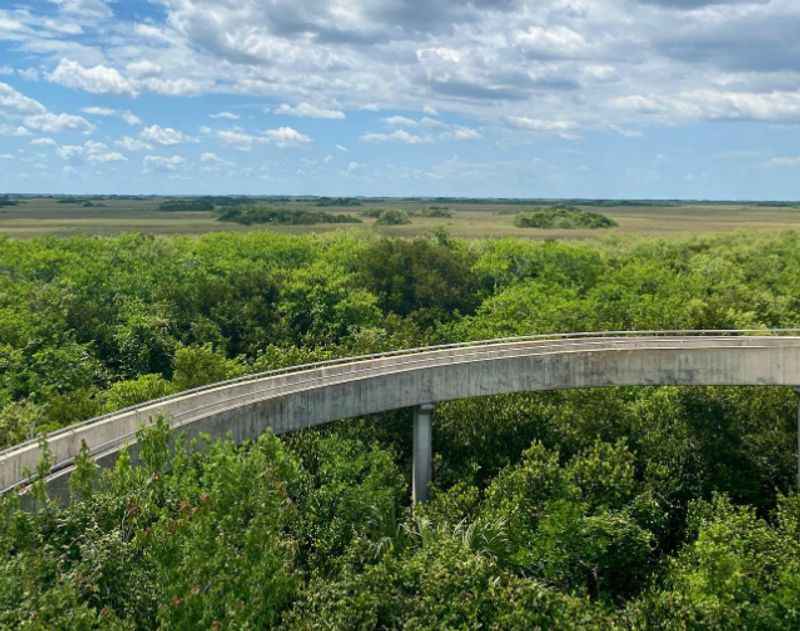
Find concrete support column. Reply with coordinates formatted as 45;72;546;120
413;403;435;504
795;388;800;490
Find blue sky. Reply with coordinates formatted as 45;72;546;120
2;0;800;199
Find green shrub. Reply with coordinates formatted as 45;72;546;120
375;209;412;225
514;206;617;229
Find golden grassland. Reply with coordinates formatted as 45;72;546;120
1;197;799;239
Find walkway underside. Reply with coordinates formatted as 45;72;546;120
4;332;800;501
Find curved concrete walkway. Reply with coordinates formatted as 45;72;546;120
4;331;800;501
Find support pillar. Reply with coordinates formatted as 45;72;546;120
795;388;800;490
413;403;435;504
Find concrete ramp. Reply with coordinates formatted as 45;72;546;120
3;331;800;502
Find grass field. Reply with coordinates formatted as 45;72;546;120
1;197;799;239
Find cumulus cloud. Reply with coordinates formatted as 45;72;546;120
82;106;142;125
49;59;137;95
274;102;345;119
49;0;113;20
447;127;482;141
0;124;31;137
125;60;162;78
116;136;151;151
55;139;127;163
507;116;579;139
610;90;800;123
384;115;418;127
25;112;94;133
200;152;234;169
0;82;46;114
361;129;430;144
144;155;185;172
210;111;240;120
217;129;262;151
140;124;192;145
264;126;312;146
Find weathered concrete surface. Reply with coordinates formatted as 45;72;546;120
413;404;435;504
3;334;800;498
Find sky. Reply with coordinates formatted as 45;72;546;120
1;0;800;198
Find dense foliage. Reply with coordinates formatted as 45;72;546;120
375;209;412;225
158;200;216;212
2;229;800;627
315;197;363;207
414;206;453;218
217;207;362;226
514;206;618;229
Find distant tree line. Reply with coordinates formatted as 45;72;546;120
217;206;362;225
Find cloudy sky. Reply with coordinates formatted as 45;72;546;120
1;0;799;198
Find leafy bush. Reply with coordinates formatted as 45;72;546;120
413;206;453;218
514;206;618;229
375;209;412;225
158;199;216;212
218;207;362;225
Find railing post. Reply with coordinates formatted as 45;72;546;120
413;403;435;504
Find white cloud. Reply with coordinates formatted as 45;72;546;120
0;66;13;76
89;151;126;163
384;115;418;127
25;112;94;133
125;60;162;78
49;0;113;20
0;82;46;114
274;102;345;119
336;144;349;152
767;156;800;168
144;155;185;172
140;124;191;145
264;126;312;147
82;106;142;125
49;59;137;96
55;140;124;163
217;129;262;151
420;117;447;129
200;152;234;168
0;154;13;159
120;111;142;126
210;111;240;120
82;106;114;116
116;136;152;151
507;116;579;139
0;124;31;137
31;137;57;146
513;25;588;58
139;77;206;96
361;130;430;144
447;127;481;141
57;144;85;160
